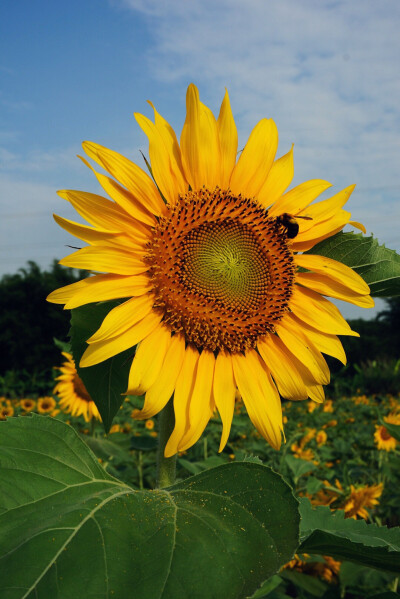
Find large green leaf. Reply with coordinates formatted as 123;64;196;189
70;301;132;432
309;232;400;296
299;498;400;572
0;415;300;599
380;420;400;442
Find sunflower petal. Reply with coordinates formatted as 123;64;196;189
53;214;120;245
290;285;359;337
180;84;221;190
286;313;347;365
217;89;238;189
232;350;282;450
82;141;165;216
295;254;370;295
276;318;330;385
178;349;215;452
78;155;156;226
230;118;278;198
213;351;236;452
258;335;308;400
258;145;294;208
133;333;186;420
349;220;366;233
60;246;148;275
126;325;172;395
296;273;374;308
80;311;162;368
268;179;332;217
87;294;155;343
165;345;200;458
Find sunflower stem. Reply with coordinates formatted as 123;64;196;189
156;398;177;489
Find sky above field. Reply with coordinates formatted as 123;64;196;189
1;0;399;319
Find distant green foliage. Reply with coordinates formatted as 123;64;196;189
0;260;83;376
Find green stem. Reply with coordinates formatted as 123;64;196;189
156;398;177;489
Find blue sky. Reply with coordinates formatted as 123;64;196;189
1;0;399;319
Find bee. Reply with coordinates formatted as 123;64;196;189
276;213;313;239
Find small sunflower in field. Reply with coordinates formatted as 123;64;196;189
316;430;328;446
37;396;56;414
374;413;399;451
54;352;101;422
145;419;155;430
20;398;36;412
48;84;373;456
283;554;341;583
343;483;383;520
0;403;14;420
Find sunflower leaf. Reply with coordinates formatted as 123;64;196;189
299;498;400;572
309;232;400;297
70;301;132;432
0;415;300;599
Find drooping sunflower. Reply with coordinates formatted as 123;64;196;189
48;84;373;456
54;352;101;422
343;483;383;520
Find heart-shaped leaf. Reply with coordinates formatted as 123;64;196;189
0;415;300;599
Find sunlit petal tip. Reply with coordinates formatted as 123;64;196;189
349;220;367;233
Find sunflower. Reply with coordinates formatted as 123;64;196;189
343;483;383;520
48;84;373;456
20;398;36;412
374;413;399;451
37;396;56;414
54;352;101;422
316;430;328;446
0;404;14;420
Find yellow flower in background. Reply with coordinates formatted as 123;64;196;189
374;413;399;451
343;483;383;520
316;430;328;446
0;405;14;420
322;399;334;413
54;352;101;422
37;396;56;414
145;419;155;430
48;83;373;456
20;398;36;412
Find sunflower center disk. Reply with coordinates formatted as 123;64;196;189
147;188;295;353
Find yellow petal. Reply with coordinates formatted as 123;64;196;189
307;384;325;403
133;333;186;420
230;118;278;198
88;294;155;343
126;325;172;395
47;274;150;309
231;350;282;450
53;214;120;245
286;313;347;365
296;273;374;308
165;345;199;458
349;220;366;233
292;210;351;250
178;349;215;452
147;100;188;198
289;285;359;337
80;311;162;368
213;351;236;452
180;83;221;190
268;179;332;217
135;112;181;205
82;141;166;216
257;335;308;400
275;318;330;385
60;246;148;275
78;155;156;226
257;145;294;208
295;254;370;295
58;189;152;242
217;89;238;189
297;185;355;225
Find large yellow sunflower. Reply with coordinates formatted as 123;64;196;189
54;352;101;422
48;84;373;456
